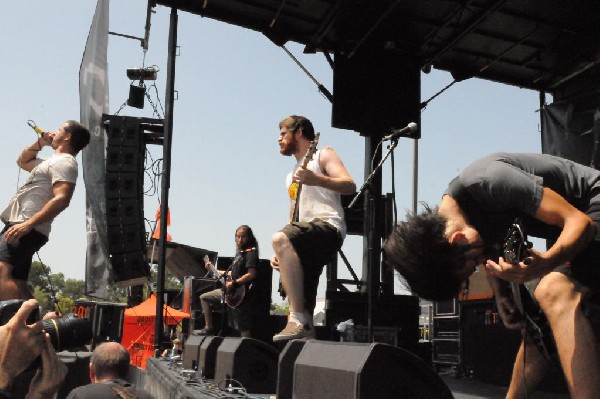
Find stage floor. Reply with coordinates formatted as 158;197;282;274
441;374;568;399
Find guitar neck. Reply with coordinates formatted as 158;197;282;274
291;183;303;222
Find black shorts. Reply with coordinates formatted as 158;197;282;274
570;240;600;290
280;219;343;312
0;223;48;280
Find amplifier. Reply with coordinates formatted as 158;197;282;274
72;300;127;348
432;339;460;364
433;317;459;338
182;276;218;313
434;298;458;316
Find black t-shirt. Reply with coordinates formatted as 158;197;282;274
230;247;258;283
445;152;600;256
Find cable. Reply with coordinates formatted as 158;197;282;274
34;252;65;315
280;44;333;103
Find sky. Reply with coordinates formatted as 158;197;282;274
0;1;544;302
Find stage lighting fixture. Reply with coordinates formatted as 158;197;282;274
128;83;146;109
127;66;158;81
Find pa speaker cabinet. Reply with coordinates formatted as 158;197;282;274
293;341;452;399
332;48;420;135
325;293;420;344
72;300;127;348
198;336;224;379
214;337;280;394
182;334;207;370
276;340;307;399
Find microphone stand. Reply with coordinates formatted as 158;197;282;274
348;137;400;342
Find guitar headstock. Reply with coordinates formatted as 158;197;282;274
503;219;532;265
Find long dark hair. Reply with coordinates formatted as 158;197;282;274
236;225;259;254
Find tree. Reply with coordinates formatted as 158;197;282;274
150;265;183;291
32;285;51;312
61;279;85;300
29;261;51;289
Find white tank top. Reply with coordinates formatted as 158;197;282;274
286;148;346;238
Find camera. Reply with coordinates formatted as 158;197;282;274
0;299;93;351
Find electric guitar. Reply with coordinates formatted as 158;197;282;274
278;132;320;299
503;219;557;363
203;255;245;308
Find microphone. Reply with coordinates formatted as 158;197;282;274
383;122;418;141
27;120;45;135
27;120;52;144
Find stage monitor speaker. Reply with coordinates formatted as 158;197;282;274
182;334;207;370
276;340;307;399
293;341;453;399
199;336;224;379
215;337;280;394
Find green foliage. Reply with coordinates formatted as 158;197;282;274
106;285;128;303
55;294;74;315
271;300;289;315
32;285;51;311
27;261;181;308
150;265;183;290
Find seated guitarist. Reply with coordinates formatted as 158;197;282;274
383;153;600;399
199;225;258;338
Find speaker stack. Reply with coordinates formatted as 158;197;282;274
103;115;164;286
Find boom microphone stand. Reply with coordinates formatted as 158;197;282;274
348;136;401;342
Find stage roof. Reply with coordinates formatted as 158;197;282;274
155;0;599;95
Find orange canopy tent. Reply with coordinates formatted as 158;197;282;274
121;293;189;368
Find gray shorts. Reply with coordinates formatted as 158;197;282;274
199;288;253;332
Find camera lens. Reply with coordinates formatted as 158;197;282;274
42;313;93;351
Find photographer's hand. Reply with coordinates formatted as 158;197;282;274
0;299;45;390
25;333;67;399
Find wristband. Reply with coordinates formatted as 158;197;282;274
232;280;240;288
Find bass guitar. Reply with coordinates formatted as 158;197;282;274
203;255;245;308
278;132;320;299
503;219;557;363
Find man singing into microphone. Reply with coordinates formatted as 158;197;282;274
0;121;90;300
